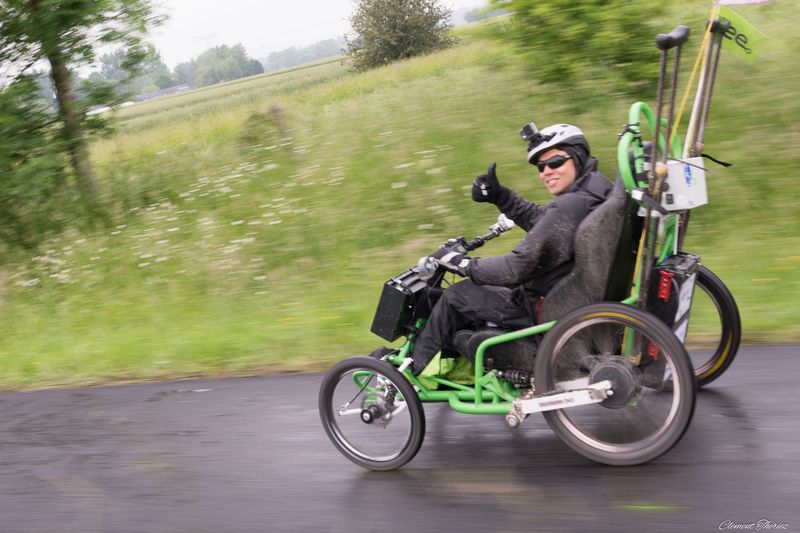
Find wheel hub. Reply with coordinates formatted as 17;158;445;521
360;404;384;424
589;356;640;409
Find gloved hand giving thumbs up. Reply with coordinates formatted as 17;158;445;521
471;162;509;205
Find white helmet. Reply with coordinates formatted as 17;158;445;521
521;123;590;164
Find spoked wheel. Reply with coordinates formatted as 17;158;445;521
686;265;741;387
319;356;425;471
535;303;696;466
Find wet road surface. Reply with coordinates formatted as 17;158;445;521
0;345;798;532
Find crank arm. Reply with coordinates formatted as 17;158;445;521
515;380;613;415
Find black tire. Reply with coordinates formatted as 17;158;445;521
535;303;696;466
687;265;741;387
319;356;425;471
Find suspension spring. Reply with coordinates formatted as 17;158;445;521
496;370;533;386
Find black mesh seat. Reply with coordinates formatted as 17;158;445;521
453;178;639;371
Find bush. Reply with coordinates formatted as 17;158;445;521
0;77;68;253
345;0;457;71
490;0;666;98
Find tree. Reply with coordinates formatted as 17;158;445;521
0;0;163;199
174;44;264;88
490;0;665;98
345;0;456;71
92;45;178;96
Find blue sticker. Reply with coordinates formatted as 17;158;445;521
684;164;693;186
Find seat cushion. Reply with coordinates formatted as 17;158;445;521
453;328;538;372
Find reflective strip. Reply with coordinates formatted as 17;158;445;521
582;312;646;329
704;334;733;376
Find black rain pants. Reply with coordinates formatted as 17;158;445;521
412;279;535;374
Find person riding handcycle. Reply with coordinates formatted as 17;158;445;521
412;123;613;376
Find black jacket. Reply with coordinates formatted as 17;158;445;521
467;157;612;300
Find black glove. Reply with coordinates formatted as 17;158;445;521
471;162;508;204
431;246;470;276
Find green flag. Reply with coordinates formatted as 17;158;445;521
718;6;767;64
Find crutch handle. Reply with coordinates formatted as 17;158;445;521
709;18;731;34
656;25;691;50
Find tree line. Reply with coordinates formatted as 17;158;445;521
88;43;265;96
260;38;345;72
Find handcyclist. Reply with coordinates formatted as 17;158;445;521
412;123;613;375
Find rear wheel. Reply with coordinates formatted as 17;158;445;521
686;265;741;387
319;356;425;471
535;303;696;466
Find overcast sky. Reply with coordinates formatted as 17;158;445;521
150;0;487;68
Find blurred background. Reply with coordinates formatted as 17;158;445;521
0;0;797;389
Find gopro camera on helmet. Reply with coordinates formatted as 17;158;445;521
519;122;541;143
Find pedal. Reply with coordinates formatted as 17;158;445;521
511;380;613;415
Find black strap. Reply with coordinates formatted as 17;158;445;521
701;152;733;167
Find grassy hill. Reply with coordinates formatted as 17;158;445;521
1;3;798;389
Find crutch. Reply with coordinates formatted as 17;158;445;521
676;17;731;251
638;25;690;309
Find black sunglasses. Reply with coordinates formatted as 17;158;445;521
536;154;571;172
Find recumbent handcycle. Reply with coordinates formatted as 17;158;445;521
319;21;741;470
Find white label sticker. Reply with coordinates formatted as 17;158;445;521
674;273;697;332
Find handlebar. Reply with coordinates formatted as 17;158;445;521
417;214;516;280
464;214;515;251
656;25;690;51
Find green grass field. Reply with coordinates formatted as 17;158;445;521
0;3;798;389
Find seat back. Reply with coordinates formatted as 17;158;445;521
540;178;641;323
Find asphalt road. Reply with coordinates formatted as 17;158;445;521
1;345;798;533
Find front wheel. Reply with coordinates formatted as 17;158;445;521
535;303;696;466
319;356;425;471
